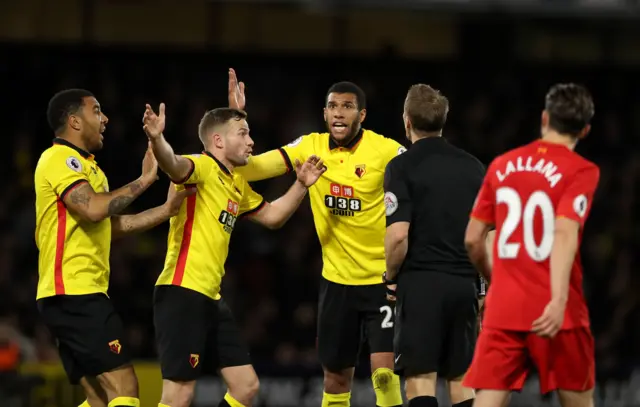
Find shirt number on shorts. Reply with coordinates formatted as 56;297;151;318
379;305;394;329
497;187;555;262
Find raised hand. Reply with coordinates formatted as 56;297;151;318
294;155;327;187
142;103;166;140
141;142;159;183
164;183;196;217
228;68;246;110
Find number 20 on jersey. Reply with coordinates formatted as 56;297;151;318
497;187;554;262
325;183;361;217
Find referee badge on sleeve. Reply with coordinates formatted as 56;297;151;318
384;191;398;216
397;146;407;155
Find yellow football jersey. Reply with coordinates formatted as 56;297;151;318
34;138;111;299
156;152;265;300
237;129;405;285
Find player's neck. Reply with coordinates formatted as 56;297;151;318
208;148;235;173
331;126;361;147
56;132;91;152
540;131;578;151
410;130;441;143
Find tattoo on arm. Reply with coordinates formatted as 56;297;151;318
107;180;144;216
69;185;92;208
111;205;170;239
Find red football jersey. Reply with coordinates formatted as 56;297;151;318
472;140;600;331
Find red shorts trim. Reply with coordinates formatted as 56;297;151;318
463;327;595;394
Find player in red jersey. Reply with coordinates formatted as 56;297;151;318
463;83;600;407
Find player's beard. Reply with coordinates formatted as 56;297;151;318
83;128;103;152
229;150;250;167
326;118;361;146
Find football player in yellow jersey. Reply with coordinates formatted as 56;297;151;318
142;105;326;407
35;89;192;407
228;69;405;407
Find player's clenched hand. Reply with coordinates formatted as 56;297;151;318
532;299;566;338
142;103;166;140
295;155;327;187
164;183;195;217
141;142;159;183
386;284;397;302
228;68;246;110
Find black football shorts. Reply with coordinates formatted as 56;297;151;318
153;285;251;382
394;271;478;379
317;277;395;372
37;293;131;384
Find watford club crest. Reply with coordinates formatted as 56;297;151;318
108;340;122;355
189;354;200;368
355;164;366;178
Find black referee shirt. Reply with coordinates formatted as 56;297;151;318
384;136;485;277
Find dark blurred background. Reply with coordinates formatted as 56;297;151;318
1;0;639;406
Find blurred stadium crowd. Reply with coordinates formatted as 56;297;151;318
0;45;638;386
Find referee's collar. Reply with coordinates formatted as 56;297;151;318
52;138;92;159
414;135;447;146
329;128;364;150
203;151;231;175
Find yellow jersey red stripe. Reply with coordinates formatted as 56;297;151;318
54;199;67;295
156;153;265;300
173;186;197;285
35;140;111;299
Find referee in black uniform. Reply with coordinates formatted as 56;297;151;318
382;84;488;407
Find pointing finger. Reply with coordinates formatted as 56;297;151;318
159;103;166;117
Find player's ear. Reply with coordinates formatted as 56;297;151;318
359;108;367;123
541;110;549;128
323;108;328;123
404;113;412;131
69;114;81;131
578;124;591;140
213;132;224;149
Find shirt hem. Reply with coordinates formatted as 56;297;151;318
155;282;221;300
321;272;384;286
36;288;108;301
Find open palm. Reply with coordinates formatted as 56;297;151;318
142;103;166;140
295;155;327;187
228;68;246;110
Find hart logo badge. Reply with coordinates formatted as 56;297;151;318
355;164;366;178
108;340;122;354
189;354;200;368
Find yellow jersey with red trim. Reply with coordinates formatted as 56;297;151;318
237;129;406;285
34;138;111;300
156;152;265;300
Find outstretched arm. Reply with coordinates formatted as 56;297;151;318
228;68;302;182
149;134;194;183
143;103;194;183
111;183;194;239
63;147;158;223
247;155;326;229
237;150;292;182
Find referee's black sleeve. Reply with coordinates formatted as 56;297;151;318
384;158;412;226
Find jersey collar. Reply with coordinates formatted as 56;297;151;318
329;128;364;150
52;138;92;159
203;151;232;175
